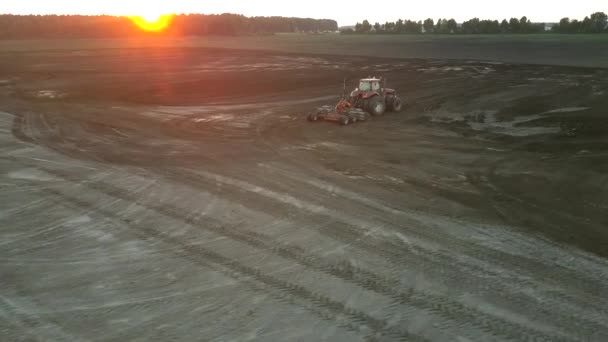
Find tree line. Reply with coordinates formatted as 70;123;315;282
0;14;338;39
343;11;607;34
552;12;608;33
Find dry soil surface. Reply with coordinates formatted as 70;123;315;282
1;47;608;342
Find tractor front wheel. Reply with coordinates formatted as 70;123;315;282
368;97;386;116
307;113;319;122
340;116;350;126
389;96;403;112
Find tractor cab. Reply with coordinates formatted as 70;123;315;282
351;77;387;100
357;78;382;93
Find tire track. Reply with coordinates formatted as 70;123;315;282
10;114;35;144
34;168;430;342
182;162;608;328
464;168;608;316
163;166;605;340
36;186;380;339
0;295;88;342
5;186;368;342
30;163;579;342
266;162;608;289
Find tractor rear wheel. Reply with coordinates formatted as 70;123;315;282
368;96;386;116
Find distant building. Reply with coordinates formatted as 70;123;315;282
543;23;557;32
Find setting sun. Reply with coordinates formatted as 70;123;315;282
130;13;173;32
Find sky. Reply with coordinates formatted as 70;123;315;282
1;0;605;26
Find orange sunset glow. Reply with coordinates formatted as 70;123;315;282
130;14;173;32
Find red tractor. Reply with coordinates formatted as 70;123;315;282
349;77;403;116
308;77;403;125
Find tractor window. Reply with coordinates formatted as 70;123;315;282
359;81;371;91
372;81;380;91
